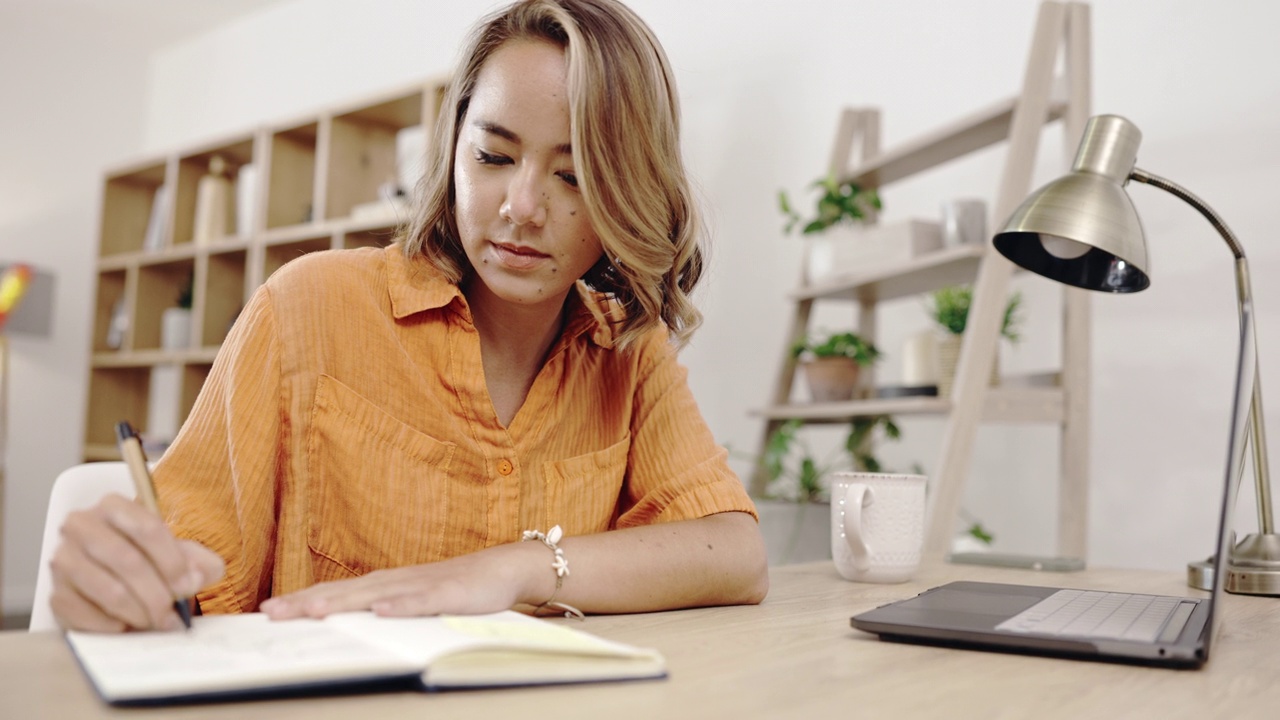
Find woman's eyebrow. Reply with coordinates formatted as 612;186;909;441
472;119;572;155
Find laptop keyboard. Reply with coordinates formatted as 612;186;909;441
995;589;1195;643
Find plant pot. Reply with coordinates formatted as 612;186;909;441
801;356;860;402
161;307;193;351
936;333;999;398
755;498;832;565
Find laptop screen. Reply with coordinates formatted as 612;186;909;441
1203;299;1257;655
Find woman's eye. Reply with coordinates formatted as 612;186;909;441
557;171;579;188
475;149;511;166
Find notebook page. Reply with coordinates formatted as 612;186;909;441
66;613;419;701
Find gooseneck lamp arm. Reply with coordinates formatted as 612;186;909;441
1127;168;1274;535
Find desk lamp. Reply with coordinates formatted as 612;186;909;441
992;114;1280;595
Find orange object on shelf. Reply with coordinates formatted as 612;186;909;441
0;264;34;332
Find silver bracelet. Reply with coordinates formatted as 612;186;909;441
520;525;585;620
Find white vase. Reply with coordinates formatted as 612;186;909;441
936;333;999;398
147;364;182;443
161;307;192;351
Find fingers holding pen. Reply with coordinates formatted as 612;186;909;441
51;494;198;631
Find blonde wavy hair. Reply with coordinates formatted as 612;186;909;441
401;0;705;349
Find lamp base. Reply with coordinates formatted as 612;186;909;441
1187;533;1280;596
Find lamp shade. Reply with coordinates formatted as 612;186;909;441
993;115;1151;293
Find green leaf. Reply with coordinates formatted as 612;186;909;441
780;175;882;237
883;418;901;440
927;285;1022;340
967;523;995;544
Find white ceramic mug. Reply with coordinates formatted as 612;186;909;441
830;472;927;583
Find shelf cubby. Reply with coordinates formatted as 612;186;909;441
181;364;214;425
99;160;168;256
324;90;425;222
202;249;249;347
265;122;319;231
173;136;256;247
84;367;151;447
92;269;130;353
134;258;196;351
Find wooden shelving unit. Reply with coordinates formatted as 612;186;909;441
753;0;1093;562
83;78;448;461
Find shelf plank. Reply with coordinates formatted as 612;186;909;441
92;348;220;368
751;387;1064;424
259;214;402;246
342;214;405;237
791;243;988;303
82;444;121;462
842;88;1066;189
260;222;336;246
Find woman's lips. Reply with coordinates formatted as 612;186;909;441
491;242;549;270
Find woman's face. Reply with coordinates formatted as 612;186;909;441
453;38;604;313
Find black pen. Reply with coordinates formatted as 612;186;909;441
115;421;193;631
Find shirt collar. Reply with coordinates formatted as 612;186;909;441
384;243;617;349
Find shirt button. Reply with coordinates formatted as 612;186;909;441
497;459;514;476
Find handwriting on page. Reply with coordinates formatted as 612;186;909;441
124;623;378;674
68;614;408;689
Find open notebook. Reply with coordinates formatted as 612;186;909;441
851;301;1259;668
67;610;666;705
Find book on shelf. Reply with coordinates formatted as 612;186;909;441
236;163;257;238
141;184;170;253
66;609;666;706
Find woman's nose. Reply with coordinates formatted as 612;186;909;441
501;167;548;227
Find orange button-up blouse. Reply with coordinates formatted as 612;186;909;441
153;244;757;614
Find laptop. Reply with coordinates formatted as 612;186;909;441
851;301;1258;669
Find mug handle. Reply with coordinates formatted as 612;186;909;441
841;483;875;571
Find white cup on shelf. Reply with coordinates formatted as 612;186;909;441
941;198;987;247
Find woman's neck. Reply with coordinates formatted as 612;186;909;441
464;280;568;362
462;278;571;426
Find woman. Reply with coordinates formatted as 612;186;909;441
50;0;768;633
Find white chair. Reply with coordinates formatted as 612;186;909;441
29;463;135;632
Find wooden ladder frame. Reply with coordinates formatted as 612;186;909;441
754;1;1093;563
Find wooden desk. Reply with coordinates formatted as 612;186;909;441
3;561;1278;718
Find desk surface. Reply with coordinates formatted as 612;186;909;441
3;561;1278;718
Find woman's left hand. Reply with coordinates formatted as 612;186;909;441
259;541;545;619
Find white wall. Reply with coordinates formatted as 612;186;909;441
4;0;1278;614
0;5;159;614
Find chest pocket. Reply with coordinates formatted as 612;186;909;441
541;434;630;536
307;375;455;582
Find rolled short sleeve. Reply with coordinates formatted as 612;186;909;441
614;328;758;527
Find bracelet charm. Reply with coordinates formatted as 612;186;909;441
521;525;584;620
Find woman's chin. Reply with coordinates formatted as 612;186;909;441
469;270;573;311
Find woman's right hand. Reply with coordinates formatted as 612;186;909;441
48;494;225;632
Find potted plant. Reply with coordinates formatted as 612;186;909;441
779;174;882;283
926;285;1023;397
791;330;881;402
779;174;881;236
